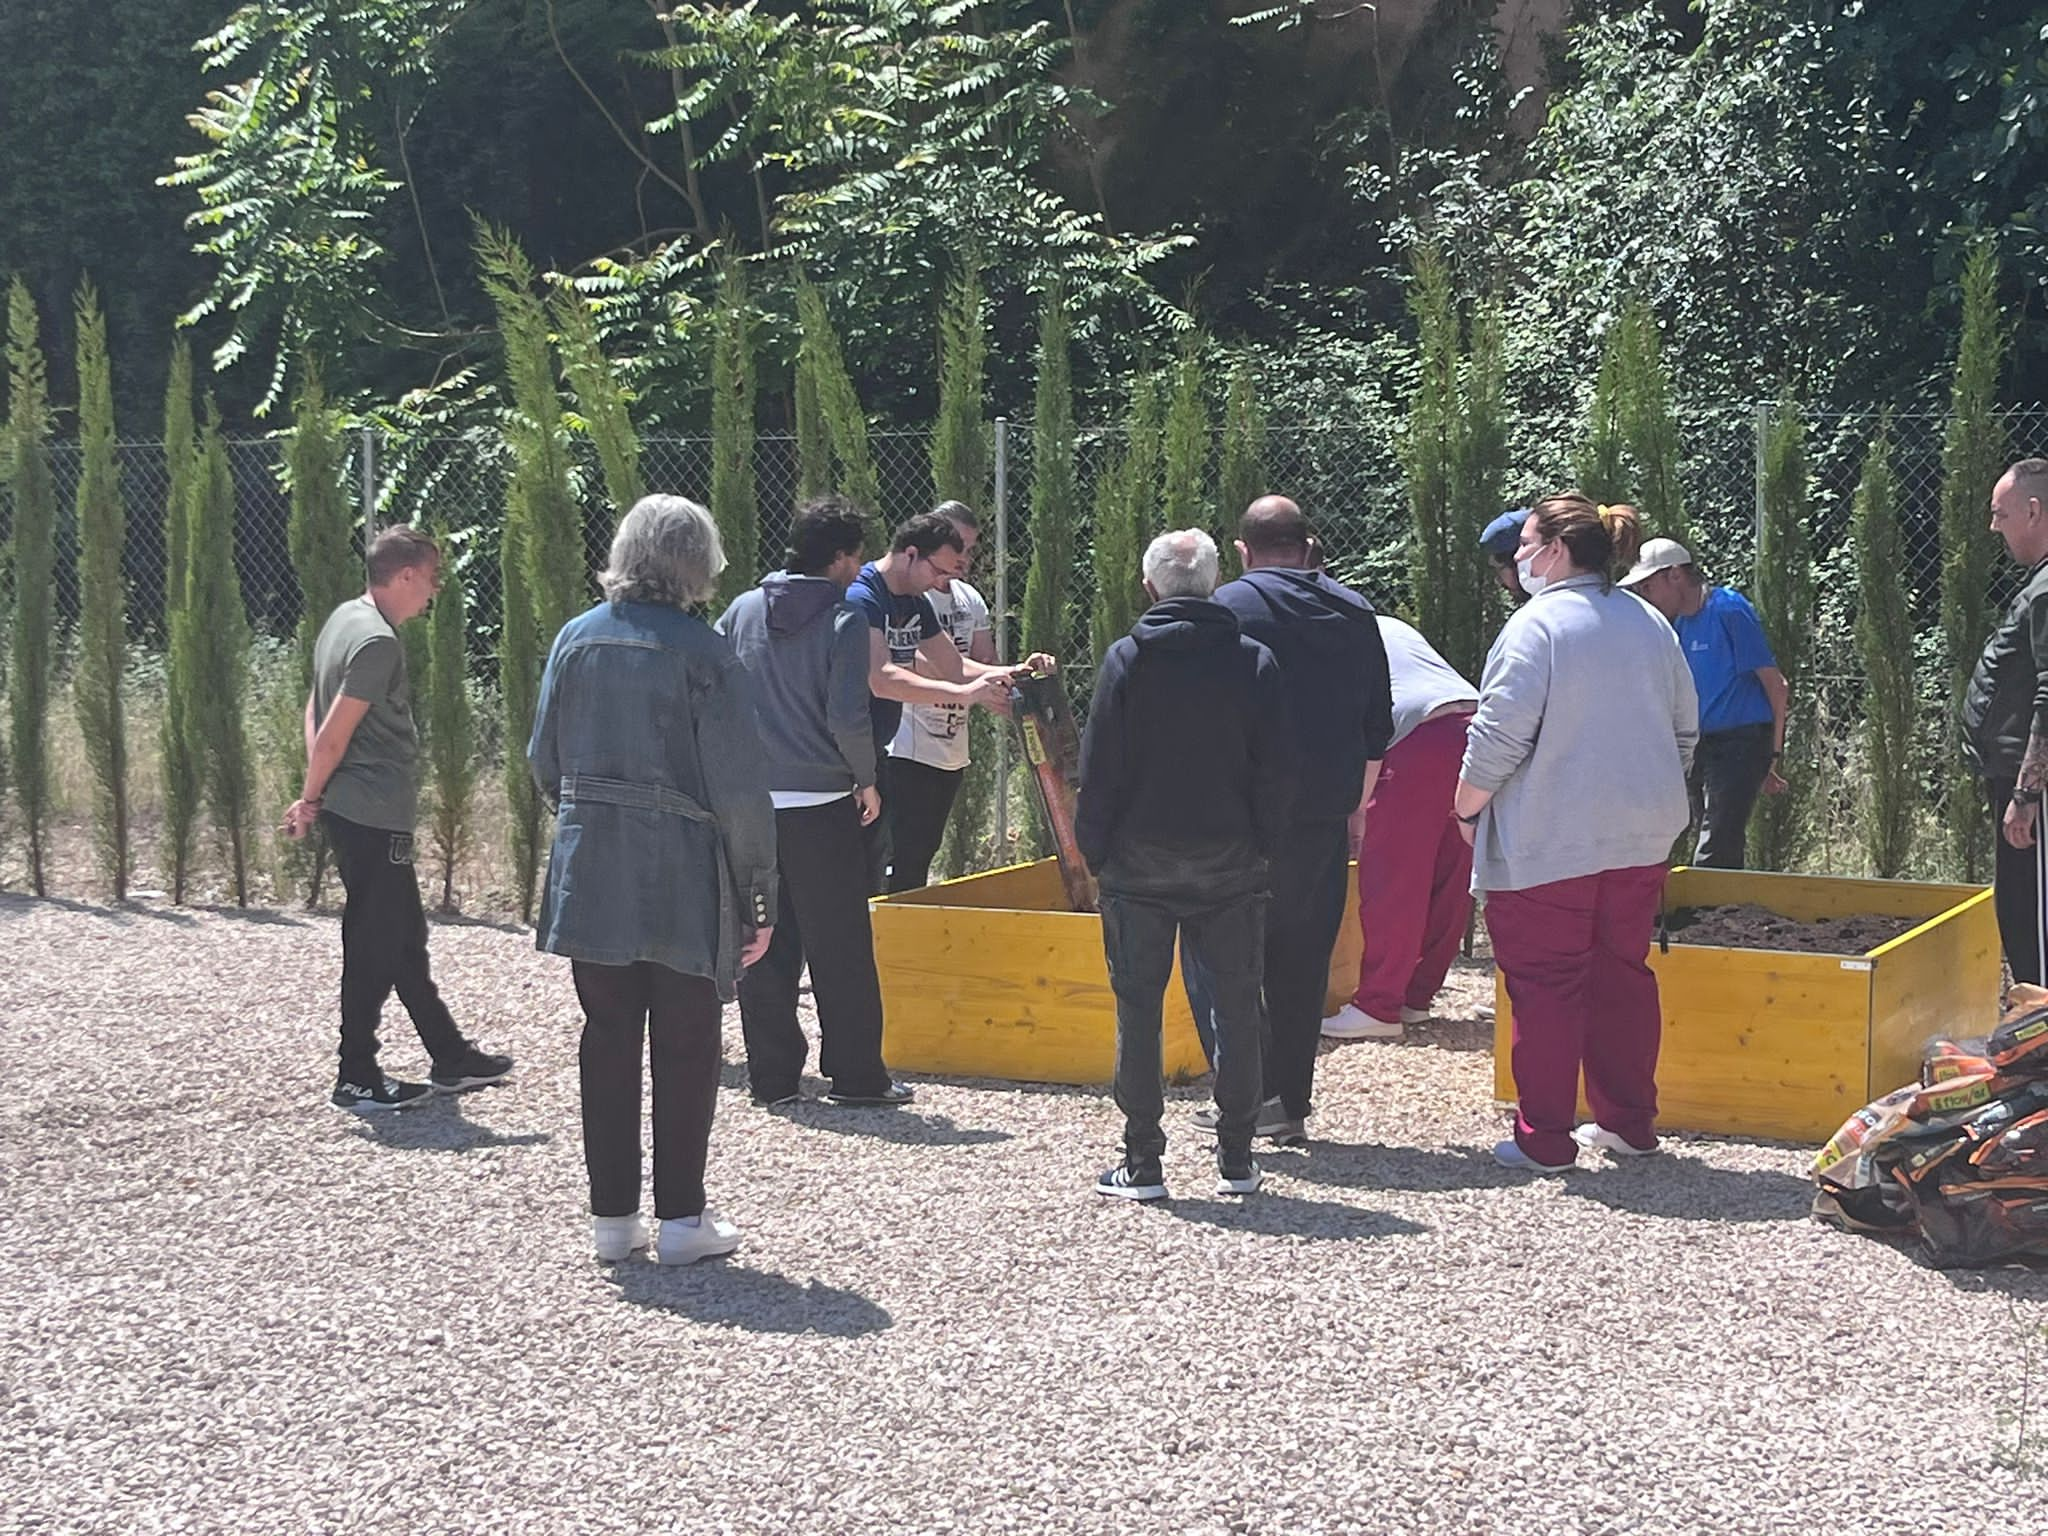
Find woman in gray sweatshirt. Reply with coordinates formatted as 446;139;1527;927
1452;498;1698;1174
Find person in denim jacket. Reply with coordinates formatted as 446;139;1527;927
529;495;778;1267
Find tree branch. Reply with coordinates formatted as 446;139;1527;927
393;91;452;327
544;0;700;220
644;0;714;243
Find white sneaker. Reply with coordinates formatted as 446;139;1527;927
1572;1122;1660;1157
1215;1161;1264;1196
1399;1007;1432;1025
1492;1138;1575;1175
1321;1003;1404;1041
592;1214;648;1262
657;1209;742;1266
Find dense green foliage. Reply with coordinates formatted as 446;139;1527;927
286;368;357;689
795;278;881;530
160;341;202;902
1091;375;1162;666
1938;241;2007;880
1215;359;1267;547
1021;287;1075;661
556;294;642;525
186;411;254;905
1853;424;1914;879
1159;348;1206;533
423;522;475;911
7;279;56;894
932;260;990;512
710;256;759;610
72;280;130;900
1749;401;1814;872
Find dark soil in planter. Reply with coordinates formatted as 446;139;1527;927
1663;903;1921;955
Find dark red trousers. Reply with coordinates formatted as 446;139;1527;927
1351;712;1474;1021
1486;862;1667;1166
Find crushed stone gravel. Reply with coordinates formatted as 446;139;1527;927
3;891;2045;1535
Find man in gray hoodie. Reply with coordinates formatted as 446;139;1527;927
717;497;915;1107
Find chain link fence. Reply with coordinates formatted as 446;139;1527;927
29;403;2048;885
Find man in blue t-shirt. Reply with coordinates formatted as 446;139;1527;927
1621;538;1789;868
844;511;1023;890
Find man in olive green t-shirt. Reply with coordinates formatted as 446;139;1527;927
282;526;513;1112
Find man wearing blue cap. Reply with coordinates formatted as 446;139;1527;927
1482;508;1531;602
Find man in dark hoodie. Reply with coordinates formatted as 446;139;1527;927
718;498;931;1108
1192;496;1394;1147
1077;529;1294;1202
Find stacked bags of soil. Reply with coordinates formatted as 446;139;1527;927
1812;985;2048;1267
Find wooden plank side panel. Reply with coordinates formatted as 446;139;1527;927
879;859;1069;912
1866;888;2001;1098
872;902;1207;1086
1493;949;1872;1142
1666;868;1985;929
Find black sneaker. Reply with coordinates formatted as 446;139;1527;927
331;1077;433;1113
1096;1158;1168;1202
430;1048;514;1093
824;1080;915;1107
750;1088;804;1108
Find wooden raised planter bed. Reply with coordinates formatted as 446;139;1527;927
872;858;1368;1086
1489;868;2001;1142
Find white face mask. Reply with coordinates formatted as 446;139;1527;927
1517;544;1552;597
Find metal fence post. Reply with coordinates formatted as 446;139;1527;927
1753;401;1769;555
360;426;377;562
993;416;1010;855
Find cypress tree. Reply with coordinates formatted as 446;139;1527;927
1093;374;1161;663
160;339;201;902
423;524;475;911
795;278;882;527
1749;399;1815;873
1020;284;1075;661
186;408;253;905
555;292;643;526
1450;297;1508;681
710;254;758;611
1938;240;2007;880
6;278;55;895
794;348;831;502
73;279;129;900
1215;358;1266;553
1617;299;1689;548
1853;422;1914;878
1577;322;1627;504
932;256;989;508
479;224;583;921
1405;244;1457;640
1160;345;1206;531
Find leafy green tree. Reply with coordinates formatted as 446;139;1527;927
73;279;130;900
1853;422;1914;878
1160;346;1206;531
1405;245;1458;644
555;291;643;523
1938;239;2007;880
1449;296;1507;681
1576;321;1627;503
795;277;882;526
1748;400;1815;872
932;256;989;509
6;278;55;895
1020;284;1075;661
479;224;583;921
710;255;758;610
186;410;254;905
1616;299;1690;549
422;524;475;911
1215;358;1266;548
160;340;202;903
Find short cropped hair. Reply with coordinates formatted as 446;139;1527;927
601;494;725;607
891;511;966;560
366;525;440;586
1143;529;1220;599
1238;499;1311;555
2011;459;2048;505
787;496;867;576
933;499;979;531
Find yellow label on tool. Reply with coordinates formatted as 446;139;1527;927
1022;719;1047;766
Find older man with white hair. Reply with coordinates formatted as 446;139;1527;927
1075;529;1294;1201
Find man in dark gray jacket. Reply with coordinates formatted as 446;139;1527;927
717;497;911;1108
1963;458;2048;983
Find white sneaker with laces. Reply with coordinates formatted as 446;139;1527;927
1322;1003;1404;1041
1573;1122;1660;1157
1492;1138;1576;1175
657;1209;742;1266
592;1214;648;1262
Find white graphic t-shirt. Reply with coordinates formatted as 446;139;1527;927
888;580;992;773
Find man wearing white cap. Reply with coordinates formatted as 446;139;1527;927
1620;538;1788;868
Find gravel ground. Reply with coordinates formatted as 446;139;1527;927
4;892;2047;1536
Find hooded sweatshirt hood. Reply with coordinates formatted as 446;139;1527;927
1227;567;1376;653
763;572;844;635
1130;595;1243;651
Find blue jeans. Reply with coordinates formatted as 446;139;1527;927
1102;888;1265;1163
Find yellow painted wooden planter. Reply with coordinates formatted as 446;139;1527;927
872;858;1369;1086
1489;868;2001;1142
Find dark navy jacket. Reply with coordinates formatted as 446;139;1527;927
1212;566;1394;823
1075;597;1294;899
